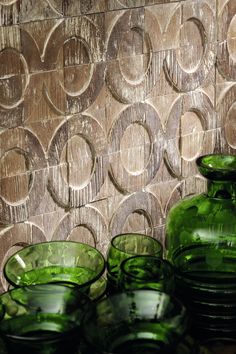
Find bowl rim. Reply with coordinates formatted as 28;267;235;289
110;233;163;257
3;240;106;289
120;255;174;282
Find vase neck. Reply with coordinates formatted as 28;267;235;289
207;180;236;199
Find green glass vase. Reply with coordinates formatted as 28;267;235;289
118;255;174;294
0;284;92;354
106;233;163;294
166;154;236;340
81;290;188;354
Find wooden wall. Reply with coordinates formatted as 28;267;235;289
0;0;236;291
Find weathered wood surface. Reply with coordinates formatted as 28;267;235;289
0;0;235;299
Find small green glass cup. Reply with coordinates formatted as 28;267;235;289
118;255;174;294
81;289;188;354
106;233;163;293
0;284;92;354
3;241;105;299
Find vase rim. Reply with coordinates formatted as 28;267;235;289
196;154;236;180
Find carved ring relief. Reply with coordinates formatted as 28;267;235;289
48;114;108;208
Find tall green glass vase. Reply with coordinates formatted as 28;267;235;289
166;154;236;340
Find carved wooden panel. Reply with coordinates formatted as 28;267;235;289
0;0;236;304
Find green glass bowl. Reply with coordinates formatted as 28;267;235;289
4;241;105;295
81;290;188;354
106;233;163;293
119;255;174;293
0;284;92;354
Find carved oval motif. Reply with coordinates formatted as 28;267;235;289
45;0;63;14
48;114;108;208
165;91;215;177
0;128;47;224
44;17;105;114
217;0;236;80
0;0;18;4
109;102;164;193
106;9;162;103
164;2;216;92
217;84;236;152
0;49;29;109
0;149;30;203
225;102;236;149
52;206;108;253
21;17;105;114
107;0;145;10
110;191;163;237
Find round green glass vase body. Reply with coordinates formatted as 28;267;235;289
166;154;236;340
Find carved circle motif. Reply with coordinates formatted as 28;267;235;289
225;103;236;149
0;49;29;110
48;114;108;208
45;0;63;15
165;91;215;176
164;2;215;92
44;18;105;113
217;84;236;151
52;206;108;253
180;111;204;161
109;103;164;193
106;9;162;103
217;0;236;80
0;128;47;224
110;191;163;237
19;17;104;114
60;134;93;188
0;0;18;4
112;0;145;8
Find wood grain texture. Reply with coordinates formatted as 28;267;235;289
0;0;236;300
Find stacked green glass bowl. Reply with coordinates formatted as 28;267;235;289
106;233;163;293
4;241;106;301
0;284;92;354
166;154;236;340
81;290;191;354
118;255;174;294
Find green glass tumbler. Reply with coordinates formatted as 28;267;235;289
4;241;105;299
118;255;174;293
81;290;188;354
106;233;163;293
166;154;236;339
0;284;92;354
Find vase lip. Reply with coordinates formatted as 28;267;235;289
196;154;236;180
110;233;163;256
